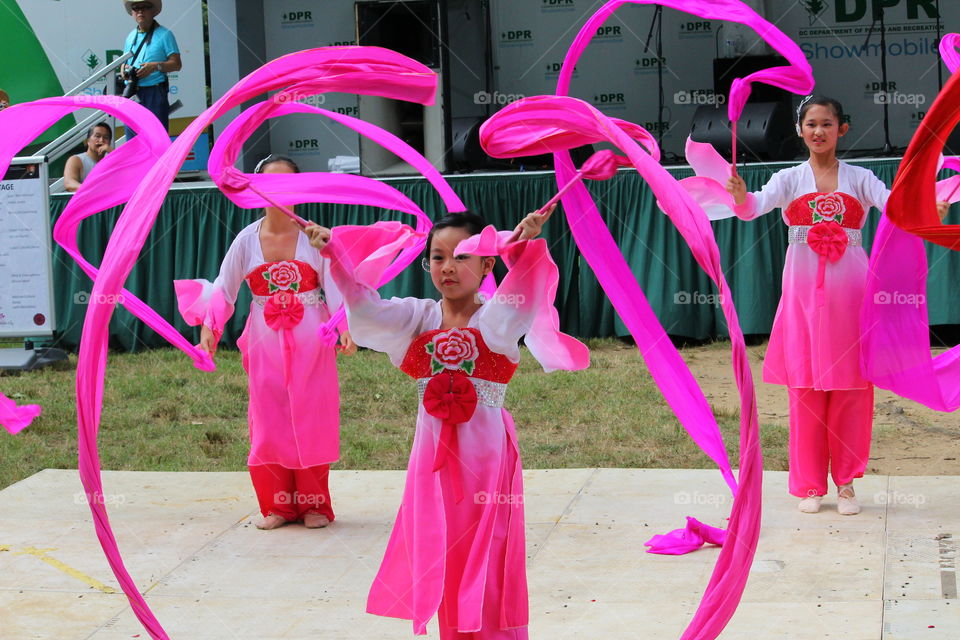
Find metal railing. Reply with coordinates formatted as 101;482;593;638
42;53;131;193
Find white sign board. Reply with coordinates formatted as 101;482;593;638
0;161;55;337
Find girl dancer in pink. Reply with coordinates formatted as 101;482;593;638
306;207;587;638
177;154;354;530
726;97;945;515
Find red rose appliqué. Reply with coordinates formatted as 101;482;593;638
426;328;479;375
263;261;301;293
809;193;846;225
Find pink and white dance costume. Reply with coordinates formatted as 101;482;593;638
735;160;889;497
320;222;588;638
175;220;343;522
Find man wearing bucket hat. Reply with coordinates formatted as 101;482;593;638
119;1;181;134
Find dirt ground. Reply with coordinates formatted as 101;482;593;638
681;342;960;476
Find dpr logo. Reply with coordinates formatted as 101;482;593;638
678;21;713;38
542;0;576;11
333;106;360;117
634;56;666;74
595;25;622;41
544;62;578;78
801;0;830;25
835;0;939;22
289;139;320;151
500;30;534;47
281;11;314;27
591;93;626;110
327;40;356;47
643;120;672;134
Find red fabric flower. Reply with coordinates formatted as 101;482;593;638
263;290;304;330
423;370;478;424
427;328;479;375
807;221;848;262
264;261;302;292
810;193;846;224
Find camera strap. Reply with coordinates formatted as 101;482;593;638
128;22;156;68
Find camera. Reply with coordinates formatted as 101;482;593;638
115;67;139;99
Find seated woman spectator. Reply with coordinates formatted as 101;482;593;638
63;123;113;192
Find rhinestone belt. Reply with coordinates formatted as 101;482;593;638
788;225;862;247
416;376;509;408
252;289;325;307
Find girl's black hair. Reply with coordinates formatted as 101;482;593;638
425;211;487;255
255;154;300;174
798;96;845;126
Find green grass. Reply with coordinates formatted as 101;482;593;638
0;340;788;489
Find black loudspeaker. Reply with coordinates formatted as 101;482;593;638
690;101;799;162
713;56;792;104
356;1;441;68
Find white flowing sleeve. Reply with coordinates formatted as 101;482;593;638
210;233;249;307
736;167;793;221
343;291;435;366
857;167;890;214
173;228;251;338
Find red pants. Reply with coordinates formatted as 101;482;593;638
787;386;874;497
248;464;335;522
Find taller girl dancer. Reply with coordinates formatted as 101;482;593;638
727;96;947;515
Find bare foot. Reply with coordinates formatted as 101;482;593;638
303;512;331;529
256;514;288;530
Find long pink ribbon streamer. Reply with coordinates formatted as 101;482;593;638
205;97;464;343
0;47;449;639
546;2;814;636
861;46;960;412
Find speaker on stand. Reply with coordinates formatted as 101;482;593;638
356;0;491;175
690;101;798;162
689;55;799;162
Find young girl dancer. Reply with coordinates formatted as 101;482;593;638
177;154;354;530
305;206;587;638
726;97;946;515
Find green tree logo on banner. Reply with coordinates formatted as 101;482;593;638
801;0;829;25
84;52;100;70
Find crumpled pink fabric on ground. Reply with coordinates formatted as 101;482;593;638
0;392;41;435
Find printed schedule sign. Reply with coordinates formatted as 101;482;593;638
0;163;55;337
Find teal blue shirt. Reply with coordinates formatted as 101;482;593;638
123;23;179;88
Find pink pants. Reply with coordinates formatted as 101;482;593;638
249;463;335;522
787;386;874;497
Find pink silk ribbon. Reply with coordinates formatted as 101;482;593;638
861;62;960;412
0;392;41;435
530;1;811;636
204;96;462;345
0;46;460;639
